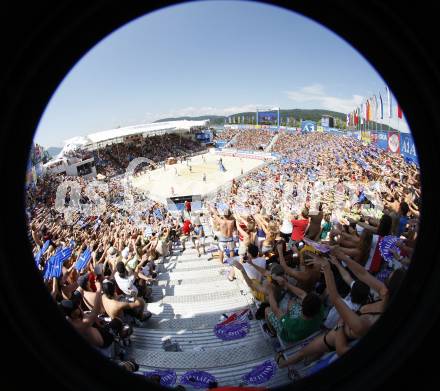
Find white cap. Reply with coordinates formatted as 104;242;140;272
121;247;129;259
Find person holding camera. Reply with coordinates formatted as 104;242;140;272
275;252;406;373
263;272;324;343
231;244;267;301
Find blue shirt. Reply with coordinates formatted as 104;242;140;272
398;216;409;236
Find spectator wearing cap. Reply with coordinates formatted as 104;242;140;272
100;279;151;323
114;261;139;298
191;216;206;257
210;206;236;264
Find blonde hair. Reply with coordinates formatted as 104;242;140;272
267;221;279;240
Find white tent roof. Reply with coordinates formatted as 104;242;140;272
63;120;209;148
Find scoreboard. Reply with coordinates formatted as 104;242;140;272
257;111;278;125
195;131;212;143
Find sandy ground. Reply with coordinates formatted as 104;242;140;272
131;152;264;201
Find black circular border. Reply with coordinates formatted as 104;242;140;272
1;1;439;390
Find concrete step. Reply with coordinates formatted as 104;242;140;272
127;221;292;388
156;274;227;287
130;320;262;350
151;279;239;297
142;310;250;331
157;260;224;274
156;266;229;283
129;338;274;369
145;292;251;317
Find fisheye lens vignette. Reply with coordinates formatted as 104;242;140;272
26;2;419;388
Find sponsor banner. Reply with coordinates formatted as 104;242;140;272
215;141;227;148
317;125;324;132
279;126;286;131
370;131;378;145
361;131;371;144
301;120;316;132
255;125;261;129
387;132;400;153
400;133;418;164
269;126;278;132
376;131;388;150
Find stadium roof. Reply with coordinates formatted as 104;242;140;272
61;119;209;153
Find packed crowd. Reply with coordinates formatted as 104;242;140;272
232;129;275;151
271;132;301;154
213;128;240;143
27;129;419;380
93;134;206;177
205;131;418;378
27;169;202;372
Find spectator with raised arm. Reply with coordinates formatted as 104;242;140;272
275;251;405;372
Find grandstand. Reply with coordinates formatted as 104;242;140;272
27;124;419;388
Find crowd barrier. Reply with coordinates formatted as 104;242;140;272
214;148;278;161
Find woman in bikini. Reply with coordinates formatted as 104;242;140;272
275;249;406;374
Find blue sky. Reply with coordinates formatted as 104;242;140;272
34;0;409;147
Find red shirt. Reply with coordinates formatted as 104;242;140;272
291;219;309;241
238;223;246;241
182;220;191;235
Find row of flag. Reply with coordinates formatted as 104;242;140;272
226;115;300;125
346;86;403;127
227;115;255;124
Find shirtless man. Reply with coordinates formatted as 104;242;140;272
61;280;111;349
210;206;236;264
81;278;150;323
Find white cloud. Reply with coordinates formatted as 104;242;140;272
142;104;269;122
285;84;364;113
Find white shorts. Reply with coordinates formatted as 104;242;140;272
218;239;234;252
193;237;205;246
238;242;247;256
